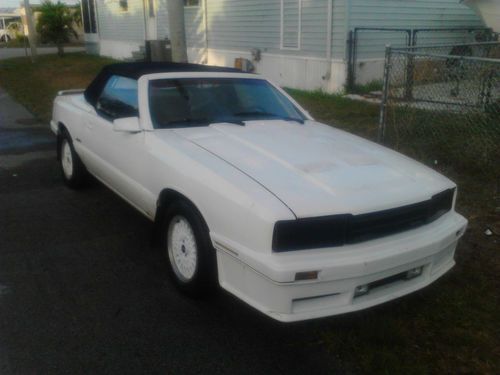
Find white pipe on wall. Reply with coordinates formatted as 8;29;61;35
203;0;209;63
322;0;333;80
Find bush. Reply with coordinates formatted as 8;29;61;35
15;34;28;44
36;1;77;56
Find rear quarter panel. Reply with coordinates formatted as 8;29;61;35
52;94;89;142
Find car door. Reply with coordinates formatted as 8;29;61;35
82;75;155;217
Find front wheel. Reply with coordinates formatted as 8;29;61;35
162;200;217;296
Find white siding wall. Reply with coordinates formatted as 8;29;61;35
156;0;169;39
193;1;346;92
331;0;347;59
281;0;301;49
204;0;333;58
94;1;348;91
93;0;483;90
96;0;146;42
185;7;205;45
95;0;346;61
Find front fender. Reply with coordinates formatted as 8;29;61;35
146;131;295;254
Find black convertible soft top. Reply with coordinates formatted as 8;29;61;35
84;62;241;107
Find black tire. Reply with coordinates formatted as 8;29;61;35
161;200;217;297
58;131;88;189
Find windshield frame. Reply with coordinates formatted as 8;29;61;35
137;72;312;131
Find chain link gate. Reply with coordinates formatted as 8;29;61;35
347;27;492;92
378;42;500;177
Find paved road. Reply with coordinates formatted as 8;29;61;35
0;89;344;374
0;46;85;60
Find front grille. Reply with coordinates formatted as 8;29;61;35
272;188;455;252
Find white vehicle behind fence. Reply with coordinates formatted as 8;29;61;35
50;62;468;322
0;19;20;43
0;28;11;42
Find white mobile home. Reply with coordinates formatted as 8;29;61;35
82;0;484;92
463;0;500;32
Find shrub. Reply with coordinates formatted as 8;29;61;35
36;1;77;56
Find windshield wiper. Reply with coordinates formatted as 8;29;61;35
233;111;304;124
158;118;210;128
158;117;244;128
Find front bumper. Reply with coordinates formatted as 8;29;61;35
214;212;467;322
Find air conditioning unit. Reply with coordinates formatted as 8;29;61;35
145;39;172;62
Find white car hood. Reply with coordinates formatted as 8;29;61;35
172;120;454;218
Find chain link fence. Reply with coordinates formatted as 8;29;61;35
379;42;500;178
346;27;493;91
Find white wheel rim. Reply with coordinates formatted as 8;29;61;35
167;215;198;282
61;140;73;179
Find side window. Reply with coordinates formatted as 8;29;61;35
97;75;138;120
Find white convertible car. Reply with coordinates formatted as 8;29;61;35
51;62;467;322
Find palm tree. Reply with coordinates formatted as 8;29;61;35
36;1;77;56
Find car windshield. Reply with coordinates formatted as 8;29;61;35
149;78;306;128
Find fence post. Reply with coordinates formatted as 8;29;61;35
482;68;494;111
404;30;416;100
378;45;392;143
346;30;354;92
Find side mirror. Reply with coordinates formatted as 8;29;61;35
113;117;141;133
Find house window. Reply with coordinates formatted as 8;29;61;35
184;0;200;7
280;0;301;50
119;0;128;12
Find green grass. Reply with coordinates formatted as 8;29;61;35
278;90;500;375
285;88;380;139
0;53;116;122
0;38;27;48
385;105;500;179
0;39;84;48
349;79;384;95
1;53;499;374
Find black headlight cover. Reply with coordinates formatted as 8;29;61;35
273;214;351;252
272;188;455;252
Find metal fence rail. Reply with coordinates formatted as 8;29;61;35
378;42;500;177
